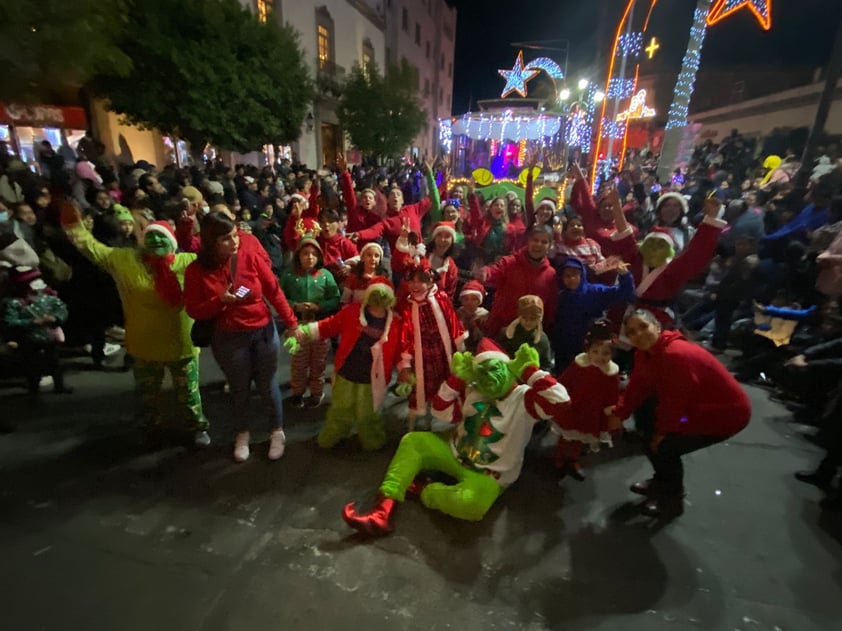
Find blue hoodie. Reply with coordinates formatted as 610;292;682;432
553;257;635;371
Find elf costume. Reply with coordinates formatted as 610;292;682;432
62;205;206;436
304;280;401;450
342;340;570;535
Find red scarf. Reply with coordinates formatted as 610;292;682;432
142;253;183;308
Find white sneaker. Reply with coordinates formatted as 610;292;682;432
105;326;125;341
268;430;286;460
39;375;54;388
103;343;122;356
233;431;250;462
194;431;211;447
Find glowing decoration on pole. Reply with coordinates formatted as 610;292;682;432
606;78;635;99
616;89;656;121
664;5;711;131
601;119;627;140
498;51;540;98
645;37;660;59
616;32;644;57
707;0;773;31
439;120;453;155
523;57;565;82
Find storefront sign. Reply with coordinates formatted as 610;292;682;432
0;104;87;129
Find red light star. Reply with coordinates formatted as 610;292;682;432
707;0;773;31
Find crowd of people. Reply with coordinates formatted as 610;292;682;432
0;126;840;526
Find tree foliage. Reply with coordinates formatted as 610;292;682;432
338;60;427;160
89;0;313;154
0;0;131;102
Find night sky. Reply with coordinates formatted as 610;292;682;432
447;0;842;115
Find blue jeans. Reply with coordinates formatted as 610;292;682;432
211;321;283;433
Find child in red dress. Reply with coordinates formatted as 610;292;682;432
553;320;620;481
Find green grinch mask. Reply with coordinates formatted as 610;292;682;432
366;288;395;310
451;343;539;400
143;231;175;257
639;237;674;269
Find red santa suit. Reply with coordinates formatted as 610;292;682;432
339;170;383;238
399;283;466;414
554;353;620;454
613;216;725;329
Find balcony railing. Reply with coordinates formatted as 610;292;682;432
317;59;346;98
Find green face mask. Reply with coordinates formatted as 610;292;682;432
143;231;175;257
639;238;674;269
474;358;516;400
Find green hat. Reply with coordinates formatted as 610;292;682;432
113;204;133;223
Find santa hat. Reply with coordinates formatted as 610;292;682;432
431;221;457;240
359;242;384;261
460;280;486;301
290;193;308;207
641;226;676;249
9;265;42;289
404;257;434;281
536;197;557;213
655;192;689;217
143;221;178;251
474;337;510;366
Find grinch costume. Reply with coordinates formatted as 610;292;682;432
63;206;206;437
342;340;570;535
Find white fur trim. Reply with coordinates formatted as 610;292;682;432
432;224;457;240
143;224;178;251
460;289;484;301
635;263;668;297
537;199;557;213
642;231;675;248
359;242;384;259
474;351;510;364
437;381;461;402
702;215;727;229
504;317;542;345
611;226;634;241
573;352;619;376
656;192;689;216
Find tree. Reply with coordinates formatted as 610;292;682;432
89;0;313;159
0;0;131;102
338;60;426;161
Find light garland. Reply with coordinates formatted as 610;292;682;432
606;77;635;99
447;112;563;141
664;5;711;130
498;51;540;98
616;32;643;58
615;89;657;122
524;57;565;81
439;120;453;155
601;119;627;140
707;0;772;31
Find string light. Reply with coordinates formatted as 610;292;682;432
707;0;772;31
439;120;452;155
615;89;657;122
601;119;626;140
446;113;563;141
498;50;540;98
665;6;710;130
616;32;643;58
606;78;635;99
523;57;565;81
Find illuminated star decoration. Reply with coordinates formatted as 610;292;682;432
616;89;656;122
707;0;773;31
498;50;540;98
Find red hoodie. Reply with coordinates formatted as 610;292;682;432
615;330;751;437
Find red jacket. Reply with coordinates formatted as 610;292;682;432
569;176;638;260
355;198;433;251
339;170;382;235
615;330;751;436
556;354;620;440
483;248;558;337
317;232;358;274
312;302;402;410
183;233;297;332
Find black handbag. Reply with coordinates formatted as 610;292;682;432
191;254;238;347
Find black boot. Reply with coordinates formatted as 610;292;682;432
794;459;836;490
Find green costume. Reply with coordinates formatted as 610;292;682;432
66;223;206;432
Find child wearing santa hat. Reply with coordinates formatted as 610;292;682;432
553;319;620;481
427;221;459;300
301;279;402;450
397;260;466;431
457;280;488;353
341;242;388;305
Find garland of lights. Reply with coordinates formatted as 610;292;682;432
606;78;635;99
616;32;643;58
707;0;773;31
664;4;712;131
497;51;565;99
443;112;563;142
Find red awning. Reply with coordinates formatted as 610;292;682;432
0;103;87;129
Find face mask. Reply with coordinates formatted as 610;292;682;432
0;211;8;222
201;204;210;215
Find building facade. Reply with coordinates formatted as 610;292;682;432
379;0;457;158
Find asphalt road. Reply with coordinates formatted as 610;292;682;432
0;349;840;631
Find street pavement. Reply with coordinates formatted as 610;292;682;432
0;349;840;631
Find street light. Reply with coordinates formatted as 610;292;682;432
560;88;571;101
594;90;605;103
578;78;589;91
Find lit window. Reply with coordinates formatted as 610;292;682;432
318;25;331;68
256;0;271;23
